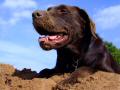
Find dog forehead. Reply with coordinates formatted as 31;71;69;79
48;5;78;11
56;5;67;9
47;5;66;10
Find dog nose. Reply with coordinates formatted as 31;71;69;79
32;10;45;18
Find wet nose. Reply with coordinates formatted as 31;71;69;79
32;10;46;18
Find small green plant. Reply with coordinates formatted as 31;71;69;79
105;41;120;64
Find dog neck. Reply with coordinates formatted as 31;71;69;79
65;35;93;55
56;35;102;71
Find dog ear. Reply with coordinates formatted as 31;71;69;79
80;9;97;39
89;19;97;38
75;7;97;39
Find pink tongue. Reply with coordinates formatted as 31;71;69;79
39;35;58;42
48;35;57;40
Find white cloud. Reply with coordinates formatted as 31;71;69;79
0;40;37;57
0;53;48;72
2;0;37;9
0;18;17;26
8;10;32;25
13;10;31;18
0;0;37;26
0;10;31;25
94;5;120;30
0;40;42;71
0;40;56;71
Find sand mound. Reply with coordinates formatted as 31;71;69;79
0;64;120;90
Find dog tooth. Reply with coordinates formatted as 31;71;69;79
40;35;45;38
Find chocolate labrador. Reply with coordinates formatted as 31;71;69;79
32;5;120;78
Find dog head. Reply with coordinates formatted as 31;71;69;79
32;5;96;50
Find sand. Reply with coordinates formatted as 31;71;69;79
0;64;120;90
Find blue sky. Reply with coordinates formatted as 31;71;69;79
0;0;120;72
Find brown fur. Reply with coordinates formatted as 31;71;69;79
32;5;120;78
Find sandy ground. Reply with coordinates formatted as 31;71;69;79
0;64;120;90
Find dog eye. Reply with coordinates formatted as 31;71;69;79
47;7;52;11
58;9;69;14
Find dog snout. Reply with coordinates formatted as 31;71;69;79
32;10;46;19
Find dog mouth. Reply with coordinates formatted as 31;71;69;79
33;24;69;50
39;33;68;43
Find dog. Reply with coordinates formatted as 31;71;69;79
32;5;120;78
